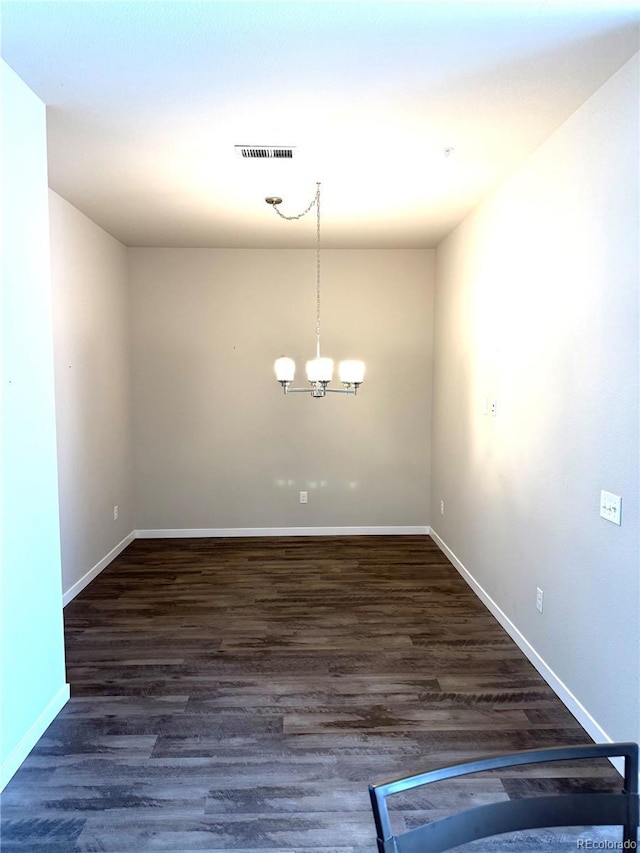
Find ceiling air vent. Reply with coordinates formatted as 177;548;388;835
235;145;295;159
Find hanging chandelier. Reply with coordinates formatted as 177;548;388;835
267;183;365;398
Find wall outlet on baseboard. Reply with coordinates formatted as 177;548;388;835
113;505;119;521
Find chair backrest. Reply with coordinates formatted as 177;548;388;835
369;742;639;853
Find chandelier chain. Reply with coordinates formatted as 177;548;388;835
269;189;319;221
315;183;321;358
269;183;323;358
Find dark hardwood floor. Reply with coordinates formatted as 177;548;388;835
0;536;622;851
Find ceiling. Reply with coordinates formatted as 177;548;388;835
2;1;638;248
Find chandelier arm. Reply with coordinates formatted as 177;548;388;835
278;384;359;397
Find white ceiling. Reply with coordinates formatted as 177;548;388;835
2;1;639;248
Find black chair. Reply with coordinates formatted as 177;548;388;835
369;742;639;852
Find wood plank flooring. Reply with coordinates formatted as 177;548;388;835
0;536;623;852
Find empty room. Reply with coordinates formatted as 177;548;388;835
1;2;639;851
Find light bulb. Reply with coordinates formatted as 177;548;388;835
274;356;295;382
306;357;334;383
339;360;365;384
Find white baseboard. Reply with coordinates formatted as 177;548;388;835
429;528;623;774
63;530;136;606
135;526;431;538
0;682;70;792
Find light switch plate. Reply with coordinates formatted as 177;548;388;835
600;490;621;525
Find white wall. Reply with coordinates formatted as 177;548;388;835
49;192;134;602
0;62;69;790
431;54;639;744
129;248;434;532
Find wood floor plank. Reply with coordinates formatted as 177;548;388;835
0;536;623;851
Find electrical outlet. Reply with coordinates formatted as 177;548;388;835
536;587;544;613
113;505;119;521
490;399;498;417
600;490;621;525
299;491;308;504
440;500;445;515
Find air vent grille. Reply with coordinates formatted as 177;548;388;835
235;146;295;159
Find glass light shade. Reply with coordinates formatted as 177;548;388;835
339;360;366;384
274;356;295;382
306;357;334;383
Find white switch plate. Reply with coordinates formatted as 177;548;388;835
489;399;498;417
299;491;308;504
536;587;544;613
600;490;621;525
440;500;445;515
113;505;118;521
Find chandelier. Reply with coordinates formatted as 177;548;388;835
267;183;365;398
